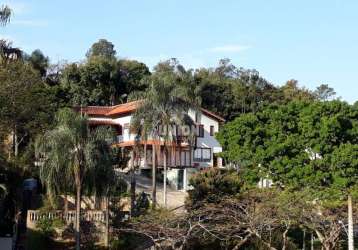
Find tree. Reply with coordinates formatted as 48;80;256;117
314;84;336;101
61;57;122;105
195;59;282;120
26;49;49;77
86;39;116;59
35;109;115;250
0;5;11;25
217;100;358;249
131;59;198;207
118;59;150;97
0;40;22;64
329;143;358;250
0;62;57;159
281;79;315;102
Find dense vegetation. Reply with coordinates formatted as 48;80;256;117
1;5;357;250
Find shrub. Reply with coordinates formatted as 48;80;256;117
187;168;243;206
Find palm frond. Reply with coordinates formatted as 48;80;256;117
0;5;11;26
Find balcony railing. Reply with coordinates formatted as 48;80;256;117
27;210;106;224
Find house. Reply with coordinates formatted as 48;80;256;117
77;100;225;191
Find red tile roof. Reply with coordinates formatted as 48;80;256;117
73;106;113;116
106;100;142;116
201;108;226;122
76;100;225;122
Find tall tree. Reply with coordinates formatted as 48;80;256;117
118;59;150;96
26;49;49;77
0;62;57;158
195;59;281;120
86;39;116;59
131;59;198;207
61;57;122;105
36;109;114;250
217;100;358;249
314;84;336;101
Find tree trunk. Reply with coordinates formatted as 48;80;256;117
104;196;109;247
64;194;68;216
282;228;289;250
311;233;314;250
163;149;167;208
14;128;18;157
75;184;81;250
130;151;136;216
152;146;157;208
144;142;147;167
302;229;306;250
348;194;354;250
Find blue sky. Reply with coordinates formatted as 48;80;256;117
2;0;358;102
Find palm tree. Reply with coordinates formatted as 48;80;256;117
36;108;115;250
0;6;22;64
132;63;199;207
0;5;11;26
85;127;116;247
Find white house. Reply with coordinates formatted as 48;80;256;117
77;100;225;191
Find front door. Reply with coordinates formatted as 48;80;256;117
177;169;184;190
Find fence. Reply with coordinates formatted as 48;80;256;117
27;210;106;230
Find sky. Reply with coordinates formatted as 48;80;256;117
1;0;358;103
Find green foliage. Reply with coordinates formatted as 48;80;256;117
25;49;49;77
86;39;116;59
61;57;150;106
36;217;56;237
187;168;243;206
36;108;116;199
314;84;336;101
217;100;358;199
133;191;150;216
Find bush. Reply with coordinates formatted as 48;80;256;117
187;168;243;206
36;217;55;237
36;216;65;239
133;191;150;216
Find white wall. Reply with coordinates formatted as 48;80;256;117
188;109;222;167
113;115;136;141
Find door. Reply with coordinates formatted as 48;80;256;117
177;169;184;190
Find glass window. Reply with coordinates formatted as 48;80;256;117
193;148;211;162
202;149;211;160
197;125;204;137
210;125;214;136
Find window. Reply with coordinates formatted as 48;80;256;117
123;123;130;140
210;125;214;136
197;125;204;137
193;148;211;162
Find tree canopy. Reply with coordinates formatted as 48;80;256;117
217;100;358;199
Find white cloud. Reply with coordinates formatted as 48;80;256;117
12;19;48;27
208;44;251;53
